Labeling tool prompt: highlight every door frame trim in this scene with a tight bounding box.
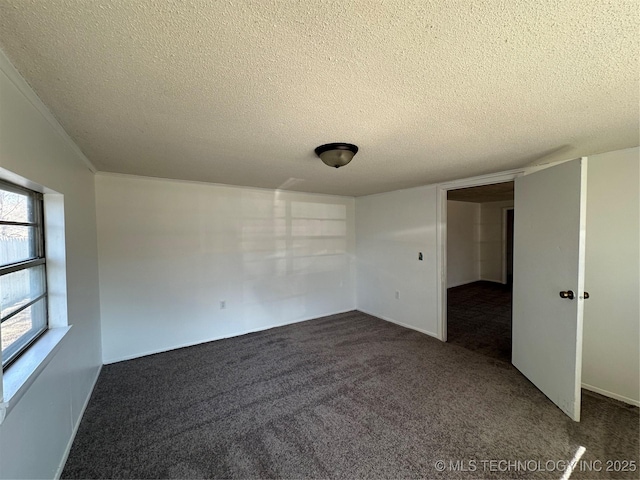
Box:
[502,207,515,284]
[436,170,524,341]
[435,159,579,342]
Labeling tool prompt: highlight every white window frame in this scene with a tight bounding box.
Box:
[0,171,70,425]
[0,179,48,369]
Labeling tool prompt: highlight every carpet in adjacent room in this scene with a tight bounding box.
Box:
[447,281,512,362]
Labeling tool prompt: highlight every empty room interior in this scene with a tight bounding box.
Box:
[0,2,638,479]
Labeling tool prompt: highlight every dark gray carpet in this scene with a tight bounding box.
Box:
[63,311,639,479]
[447,281,512,362]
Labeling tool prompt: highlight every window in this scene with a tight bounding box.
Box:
[0,180,47,369]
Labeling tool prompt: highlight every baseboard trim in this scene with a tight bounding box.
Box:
[582,383,639,407]
[55,363,102,479]
[447,279,481,289]
[103,309,357,364]
[357,309,441,341]
[449,279,506,289]
[479,278,507,285]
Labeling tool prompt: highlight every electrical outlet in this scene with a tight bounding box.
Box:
[220,300,226,309]
[395,291,400,300]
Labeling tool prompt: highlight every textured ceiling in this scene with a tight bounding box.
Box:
[0,0,638,197]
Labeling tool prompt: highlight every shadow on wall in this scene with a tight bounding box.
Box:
[241,195,350,319]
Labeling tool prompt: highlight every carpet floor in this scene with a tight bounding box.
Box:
[63,311,638,479]
[447,281,512,363]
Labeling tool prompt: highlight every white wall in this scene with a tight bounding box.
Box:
[356,148,639,406]
[479,200,514,283]
[446,200,480,288]
[356,186,439,337]
[97,174,356,363]
[582,147,639,405]
[0,52,102,478]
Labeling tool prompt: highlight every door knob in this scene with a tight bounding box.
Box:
[559,290,574,299]
[582,292,590,299]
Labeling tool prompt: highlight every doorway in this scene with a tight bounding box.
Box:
[503,208,514,286]
[445,182,514,362]
[436,159,589,420]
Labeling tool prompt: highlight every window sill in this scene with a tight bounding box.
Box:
[0,326,71,424]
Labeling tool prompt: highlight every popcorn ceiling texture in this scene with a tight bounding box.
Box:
[0,0,637,196]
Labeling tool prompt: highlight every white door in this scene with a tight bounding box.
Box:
[512,158,588,421]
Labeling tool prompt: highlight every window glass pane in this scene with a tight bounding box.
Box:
[0,265,46,319]
[0,189,33,223]
[0,225,37,266]
[1,298,47,367]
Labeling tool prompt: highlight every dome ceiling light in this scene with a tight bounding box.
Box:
[314,143,359,169]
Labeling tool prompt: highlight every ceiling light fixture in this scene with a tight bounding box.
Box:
[314,143,359,169]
